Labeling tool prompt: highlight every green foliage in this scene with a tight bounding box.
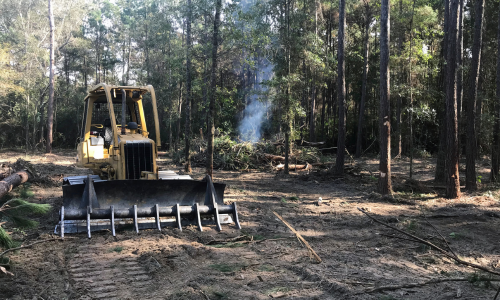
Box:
[0,226,17,249]
[0,193,50,249]
[109,246,124,253]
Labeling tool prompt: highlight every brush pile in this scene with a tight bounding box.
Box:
[174,134,331,171]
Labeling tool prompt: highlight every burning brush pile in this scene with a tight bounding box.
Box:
[175,134,330,171]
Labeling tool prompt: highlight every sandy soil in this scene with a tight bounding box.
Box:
[0,150,500,300]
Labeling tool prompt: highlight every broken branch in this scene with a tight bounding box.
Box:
[0,237,75,257]
[272,211,321,263]
[360,277,500,294]
[357,208,500,276]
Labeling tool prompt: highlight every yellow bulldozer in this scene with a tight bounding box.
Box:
[56,84,240,238]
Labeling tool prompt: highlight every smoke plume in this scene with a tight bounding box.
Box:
[238,61,273,143]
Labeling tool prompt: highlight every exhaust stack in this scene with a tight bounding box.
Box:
[121,89,126,135]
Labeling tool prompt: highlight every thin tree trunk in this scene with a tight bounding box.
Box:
[355,5,370,158]
[84,56,87,88]
[176,81,183,151]
[378,0,392,194]
[396,0,403,158]
[46,0,55,154]
[122,41,126,85]
[491,9,500,181]
[321,88,326,141]
[445,0,461,199]
[310,80,316,142]
[126,34,131,85]
[184,0,192,173]
[335,0,346,175]
[456,0,464,147]
[207,0,222,178]
[409,0,416,178]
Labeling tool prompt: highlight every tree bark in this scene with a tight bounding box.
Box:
[46,0,55,154]
[378,0,392,195]
[355,4,370,159]
[409,0,416,178]
[465,0,484,190]
[456,0,463,138]
[435,0,451,182]
[445,0,461,199]
[396,0,403,158]
[492,8,500,181]
[207,0,222,178]
[284,0,291,175]
[184,0,192,173]
[0,171,31,200]
[335,0,346,174]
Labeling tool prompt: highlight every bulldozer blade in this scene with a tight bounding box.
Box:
[58,175,241,237]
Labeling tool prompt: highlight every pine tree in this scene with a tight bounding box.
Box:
[0,187,50,249]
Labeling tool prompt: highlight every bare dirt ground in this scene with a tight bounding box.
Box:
[1,150,500,300]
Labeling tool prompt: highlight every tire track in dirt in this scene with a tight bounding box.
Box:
[68,243,155,299]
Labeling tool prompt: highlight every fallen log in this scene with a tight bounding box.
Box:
[295,140,326,147]
[0,171,31,200]
[275,163,312,171]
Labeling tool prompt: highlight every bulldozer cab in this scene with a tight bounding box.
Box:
[77,84,161,180]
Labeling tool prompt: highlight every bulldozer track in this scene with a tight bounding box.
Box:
[69,245,154,299]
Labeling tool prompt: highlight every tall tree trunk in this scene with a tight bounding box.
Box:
[355,5,370,158]
[475,71,483,158]
[176,81,183,151]
[435,0,451,182]
[126,34,131,85]
[184,0,192,173]
[456,0,464,147]
[284,0,291,175]
[207,0,222,178]
[465,0,484,190]
[46,0,55,154]
[409,0,416,178]
[395,0,403,158]
[378,0,392,194]
[445,0,461,199]
[491,9,500,181]
[84,56,88,88]
[335,0,346,174]
[122,41,126,85]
